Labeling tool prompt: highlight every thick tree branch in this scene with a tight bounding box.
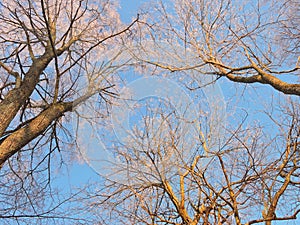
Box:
[0,51,54,137]
[0,101,73,167]
[204,58,300,96]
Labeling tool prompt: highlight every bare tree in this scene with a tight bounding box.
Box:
[133,0,299,96]
[94,92,300,225]
[1,0,299,224]
[0,0,138,223]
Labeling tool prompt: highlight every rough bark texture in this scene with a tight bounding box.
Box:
[0,51,53,137]
[0,102,73,166]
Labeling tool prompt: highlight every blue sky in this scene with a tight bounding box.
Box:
[1,1,298,225]
[119,0,145,23]
[62,1,300,224]
[67,0,147,176]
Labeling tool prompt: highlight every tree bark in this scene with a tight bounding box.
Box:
[0,51,54,137]
[0,101,73,167]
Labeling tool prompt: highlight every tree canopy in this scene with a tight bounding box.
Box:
[0,0,299,224]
